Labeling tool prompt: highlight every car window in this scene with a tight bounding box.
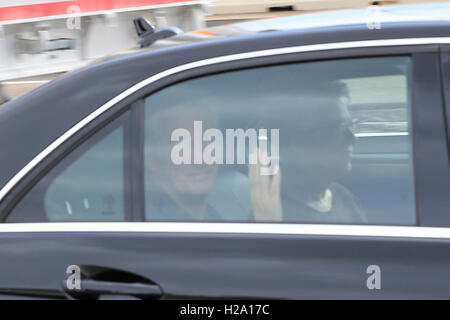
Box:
[143,56,415,225]
[6,112,131,222]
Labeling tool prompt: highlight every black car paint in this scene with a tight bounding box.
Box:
[0,16,449,299]
[439,48,450,158]
[1,232,450,299]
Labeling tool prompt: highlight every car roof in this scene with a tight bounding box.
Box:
[1,2,450,198]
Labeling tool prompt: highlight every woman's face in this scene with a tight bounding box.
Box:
[146,107,218,196]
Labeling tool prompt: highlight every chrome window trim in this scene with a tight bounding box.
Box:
[355,132,408,137]
[1,37,449,222]
[0,222,450,239]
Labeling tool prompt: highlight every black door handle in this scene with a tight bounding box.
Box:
[62,265,163,300]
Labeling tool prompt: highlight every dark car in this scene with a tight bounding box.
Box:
[0,2,449,299]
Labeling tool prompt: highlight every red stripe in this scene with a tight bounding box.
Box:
[0,0,191,22]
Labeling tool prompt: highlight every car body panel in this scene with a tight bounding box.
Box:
[0,3,449,299]
[0,229,450,299]
[439,48,450,158]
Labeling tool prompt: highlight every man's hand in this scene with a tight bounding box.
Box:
[249,151,283,221]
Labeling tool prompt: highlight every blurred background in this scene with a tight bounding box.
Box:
[0,0,447,101]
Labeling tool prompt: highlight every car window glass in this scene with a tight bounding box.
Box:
[6,112,130,222]
[143,56,415,225]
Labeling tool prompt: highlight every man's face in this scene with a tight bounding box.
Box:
[281,97,356,185]
[147,107,218,196]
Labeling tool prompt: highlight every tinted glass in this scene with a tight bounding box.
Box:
[143,57,415,225]
[6,112,130,222]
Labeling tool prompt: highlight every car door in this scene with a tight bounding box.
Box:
[0,40,449,299]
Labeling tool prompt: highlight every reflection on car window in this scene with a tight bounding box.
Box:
[144,57,415,225]
[6,113,129,222]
